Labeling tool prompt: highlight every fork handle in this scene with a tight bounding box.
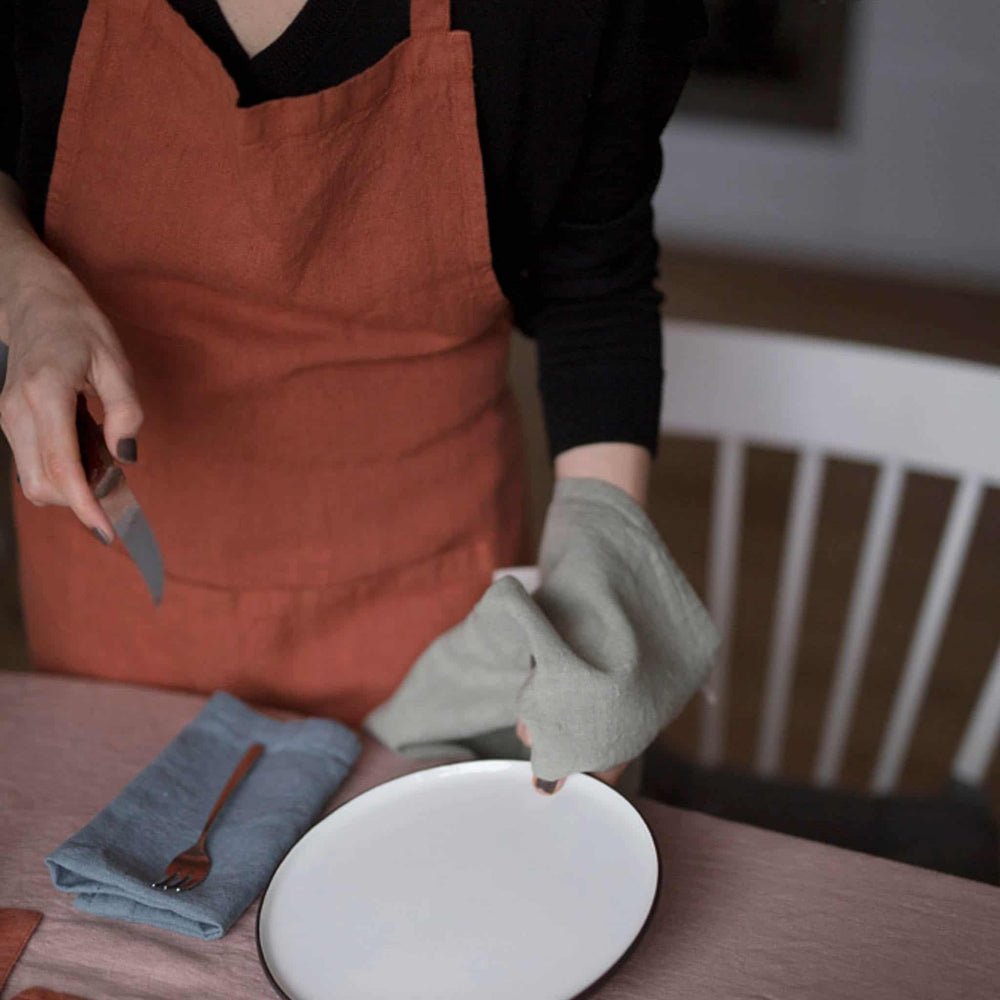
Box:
[195,743,265,850]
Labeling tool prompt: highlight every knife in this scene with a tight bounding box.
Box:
[75,395,164,605]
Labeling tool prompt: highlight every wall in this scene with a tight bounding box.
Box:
[654,0,1000,287]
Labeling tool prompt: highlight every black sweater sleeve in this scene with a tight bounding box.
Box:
[517,0,706,459]
[1,0,20,176]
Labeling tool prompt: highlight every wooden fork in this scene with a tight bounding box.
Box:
[151,742,264,892]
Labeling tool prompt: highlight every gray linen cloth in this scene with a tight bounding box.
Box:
[365,477,719,781]
[46,691,359,940]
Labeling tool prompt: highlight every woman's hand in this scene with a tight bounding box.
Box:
[0,174,143,541]
[523,440,651,794]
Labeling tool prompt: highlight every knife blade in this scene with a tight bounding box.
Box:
[76,395,164,605]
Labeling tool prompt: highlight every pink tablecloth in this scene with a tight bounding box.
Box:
[1,671,998,999]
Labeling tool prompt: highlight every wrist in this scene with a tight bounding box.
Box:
[0,239,78,343]
[0,175,66,337]
[1,235,65,295]
[553,442,651,507]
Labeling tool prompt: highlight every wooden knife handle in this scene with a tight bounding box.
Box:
[75,395,122,500]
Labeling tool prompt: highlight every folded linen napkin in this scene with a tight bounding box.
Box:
[365,478,719,782]
[46,692,360,940]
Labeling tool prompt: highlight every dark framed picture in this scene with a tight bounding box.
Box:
[677,0,857,133]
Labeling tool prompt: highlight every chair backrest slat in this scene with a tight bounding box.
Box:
[698,437,745,767]
[755,449,826,777]
[870,476,985,793]
[659,322,1000,481]
[813,461,906,787]
[953,643,1000,785]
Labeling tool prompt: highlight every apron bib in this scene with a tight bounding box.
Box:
[15,0,525,725]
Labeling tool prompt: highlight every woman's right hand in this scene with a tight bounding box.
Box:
[0,248,143,542]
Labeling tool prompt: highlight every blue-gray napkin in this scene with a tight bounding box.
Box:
[46,692,360,940]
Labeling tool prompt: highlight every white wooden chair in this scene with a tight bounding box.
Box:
[499,321,1000,796]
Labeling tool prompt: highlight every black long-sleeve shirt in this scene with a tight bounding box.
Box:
[0,0,706,457]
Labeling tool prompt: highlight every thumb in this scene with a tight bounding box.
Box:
[91,351,144,462]
[518,719,566,796]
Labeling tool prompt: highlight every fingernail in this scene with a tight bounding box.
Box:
[117,438,138,463]
[535,778,559,795]
[91,527,112,546]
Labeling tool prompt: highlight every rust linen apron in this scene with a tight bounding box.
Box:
[14,0,525,726]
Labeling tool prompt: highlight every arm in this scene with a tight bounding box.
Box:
[0,0,33,342]
[0,0,18,191]
[516,1,706,789]
[518,0,706,507]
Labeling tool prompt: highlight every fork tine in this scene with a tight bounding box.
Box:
[152,872,184,891]
[176,875,204,892]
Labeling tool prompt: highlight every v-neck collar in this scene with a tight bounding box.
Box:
[169,0,365,105]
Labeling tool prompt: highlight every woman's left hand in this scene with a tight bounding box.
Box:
[515,718,631,795]
[524,440,649,793]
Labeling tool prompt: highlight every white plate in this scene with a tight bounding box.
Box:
[257,760,659,1000]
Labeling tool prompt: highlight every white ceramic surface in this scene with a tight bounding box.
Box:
[258,760,659,1000]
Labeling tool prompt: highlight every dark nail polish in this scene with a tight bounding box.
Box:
[117,438,138,463]
[91,527,111,546]
[535,778,559,795]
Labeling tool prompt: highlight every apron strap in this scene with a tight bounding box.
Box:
[410,0,451,36]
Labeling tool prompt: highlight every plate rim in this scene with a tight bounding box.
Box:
[255,759,662,1000]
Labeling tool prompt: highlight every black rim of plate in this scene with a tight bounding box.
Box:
[255,761,663,1000]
